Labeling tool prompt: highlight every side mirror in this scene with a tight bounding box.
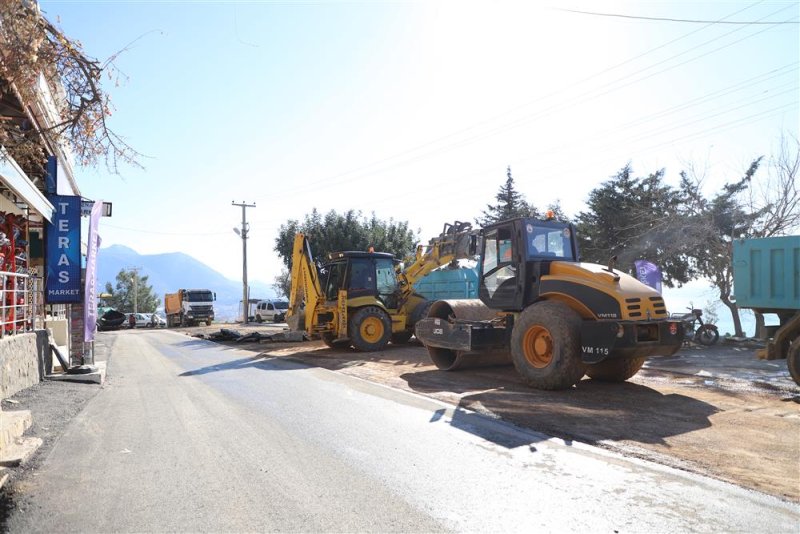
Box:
[213,292,217,301]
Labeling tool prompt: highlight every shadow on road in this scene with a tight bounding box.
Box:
[177,340,718,451]
[403,367,718,447]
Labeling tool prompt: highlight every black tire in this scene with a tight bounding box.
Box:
[787,339,800,386]
[409,300,434,327]
[256,315,263,323]
[510,301,586,390]
[321,332,351,350]
[349,306,392,352]
[390,331,413,345]
[586,357,646,382]
[206,319,212,326]
[695,325,719,346]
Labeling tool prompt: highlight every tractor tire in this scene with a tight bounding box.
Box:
[390,331,413,345]
[409,300,434,327]
[695,325,719,346]
[510,301,585,390]
[586,357,646,382]
[787,339,800,386]
[349,306,392,352]
[321,333,350,350]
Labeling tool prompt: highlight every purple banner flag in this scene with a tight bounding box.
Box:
[84,200,103,342]
[634,260,662,294]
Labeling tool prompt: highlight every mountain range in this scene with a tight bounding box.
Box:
[97,245,277,320]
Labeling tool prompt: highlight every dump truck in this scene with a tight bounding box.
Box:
[286,222,476,350]
[415,216,685,390]
[732,236,800,385]
[165,288,216,327]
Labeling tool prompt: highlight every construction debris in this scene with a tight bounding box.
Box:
[201,328,310,344]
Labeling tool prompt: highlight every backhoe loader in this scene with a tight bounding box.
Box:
[286,222,476,351]
[415,216,685,390]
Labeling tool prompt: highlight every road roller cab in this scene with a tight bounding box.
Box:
[415,216,685,390]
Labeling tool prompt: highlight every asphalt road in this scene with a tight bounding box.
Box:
[5,330,798,533]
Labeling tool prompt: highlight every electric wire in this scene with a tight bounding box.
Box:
[263,1,771,195]
[272,7,796,197]
[553,7,799,25]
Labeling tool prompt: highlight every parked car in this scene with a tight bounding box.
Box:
[255,299,289,323]
[148,312,167,328]
[126,313,154,328]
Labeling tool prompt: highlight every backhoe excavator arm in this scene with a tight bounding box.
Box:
[397,221,477,299]
[286,232,325,332]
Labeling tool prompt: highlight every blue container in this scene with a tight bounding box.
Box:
[732,236,800,312]
[413,268,479,300]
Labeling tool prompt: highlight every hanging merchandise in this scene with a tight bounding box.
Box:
[0,211,29,334]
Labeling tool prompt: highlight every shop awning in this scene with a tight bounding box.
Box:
[0,147,54,222]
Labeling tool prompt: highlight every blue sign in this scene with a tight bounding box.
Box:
[45,195,81,303]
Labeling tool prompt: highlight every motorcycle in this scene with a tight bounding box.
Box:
[678,307,719,346]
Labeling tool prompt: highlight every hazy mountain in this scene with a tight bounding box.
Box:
[97,245,277,320]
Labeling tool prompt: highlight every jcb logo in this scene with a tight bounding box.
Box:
[433,328,443,335]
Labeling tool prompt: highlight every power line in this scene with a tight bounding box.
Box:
[553,8,799,25]
[102,223,230,236]
[273,4,794,197]
[263,1,769,197]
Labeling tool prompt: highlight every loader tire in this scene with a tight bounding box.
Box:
[787,339,800,386]
[349,306,392,352]
[586,357,646,382]
[511,301,585,390]
[390,331,413,345]
[321,333,350,350]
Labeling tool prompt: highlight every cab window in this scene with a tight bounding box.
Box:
[375,258,398,297]
[324,262,345,301]
[481,227,516,299]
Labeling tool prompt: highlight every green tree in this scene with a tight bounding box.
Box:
[274,209,418,269]
[272,269,291,299]
[678,158,765,337]
[575,164,692,286]
[476,166,539,226]
[103,269,160,313]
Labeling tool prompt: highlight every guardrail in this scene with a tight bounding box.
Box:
[0,270,30,338]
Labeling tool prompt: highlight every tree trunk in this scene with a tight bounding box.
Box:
[754,312,766,339]
[720,295,744,337]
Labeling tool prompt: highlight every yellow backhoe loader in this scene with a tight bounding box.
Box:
[286,222,476,351]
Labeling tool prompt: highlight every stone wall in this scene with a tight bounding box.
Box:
[0,333,42,399]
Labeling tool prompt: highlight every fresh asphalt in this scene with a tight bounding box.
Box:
[6,330,798,533]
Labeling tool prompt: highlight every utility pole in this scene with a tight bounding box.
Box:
[232,201,255,324]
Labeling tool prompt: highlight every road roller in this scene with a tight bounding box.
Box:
[414,216,685,390]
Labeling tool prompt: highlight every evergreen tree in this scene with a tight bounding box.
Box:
[476,166,539,226]
[678,158,765,336]
[103,269,160,313]
[575,164,691,286]
[274,209,418,269]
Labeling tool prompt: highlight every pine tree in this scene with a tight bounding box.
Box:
[476,166,538,227]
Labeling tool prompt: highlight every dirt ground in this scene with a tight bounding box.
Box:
[180,322,800,502]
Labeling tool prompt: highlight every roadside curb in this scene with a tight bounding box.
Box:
[46,362,107,386]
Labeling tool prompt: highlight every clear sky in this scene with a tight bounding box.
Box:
[41,0,798,304]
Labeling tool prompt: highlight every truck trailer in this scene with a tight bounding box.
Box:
[732,236,800,385]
